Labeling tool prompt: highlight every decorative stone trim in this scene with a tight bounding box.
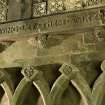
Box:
[48,0,65,14]
[0,0,8,23]
[32,1,47,17]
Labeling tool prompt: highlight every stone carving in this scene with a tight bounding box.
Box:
[0,5,104,41]
[1,1,105,105]
[64,0,84,10]
[94,27,105,42]
[63,0,102,11]
[48,0,65,14]
[22,65,43,82]
[23,66,34,78]
[0,0,8,22]
[32,0,47,17]
[59,63,73,76]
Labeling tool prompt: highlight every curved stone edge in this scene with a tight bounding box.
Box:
[22,66,50,105]
[0,70,14,104]
[48,63,93,105]
[11,78,34,105]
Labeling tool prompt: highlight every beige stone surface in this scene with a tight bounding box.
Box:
[0,94,9,105]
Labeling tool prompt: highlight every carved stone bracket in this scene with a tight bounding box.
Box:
[32,1,47,17]
[47,63,75,105]
[22,65,50,105]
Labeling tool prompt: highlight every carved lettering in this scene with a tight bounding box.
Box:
[0,6,104,40]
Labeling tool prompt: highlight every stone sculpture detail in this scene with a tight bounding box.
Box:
[32,1,47,17]
[0,0,105,105]
[32,0,102,17]
[0,0,8,22]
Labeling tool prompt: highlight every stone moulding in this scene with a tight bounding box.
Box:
[0,5,105,41]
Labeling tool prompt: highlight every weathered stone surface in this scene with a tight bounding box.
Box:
[7,0,32,21]
[1,0,105,105]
